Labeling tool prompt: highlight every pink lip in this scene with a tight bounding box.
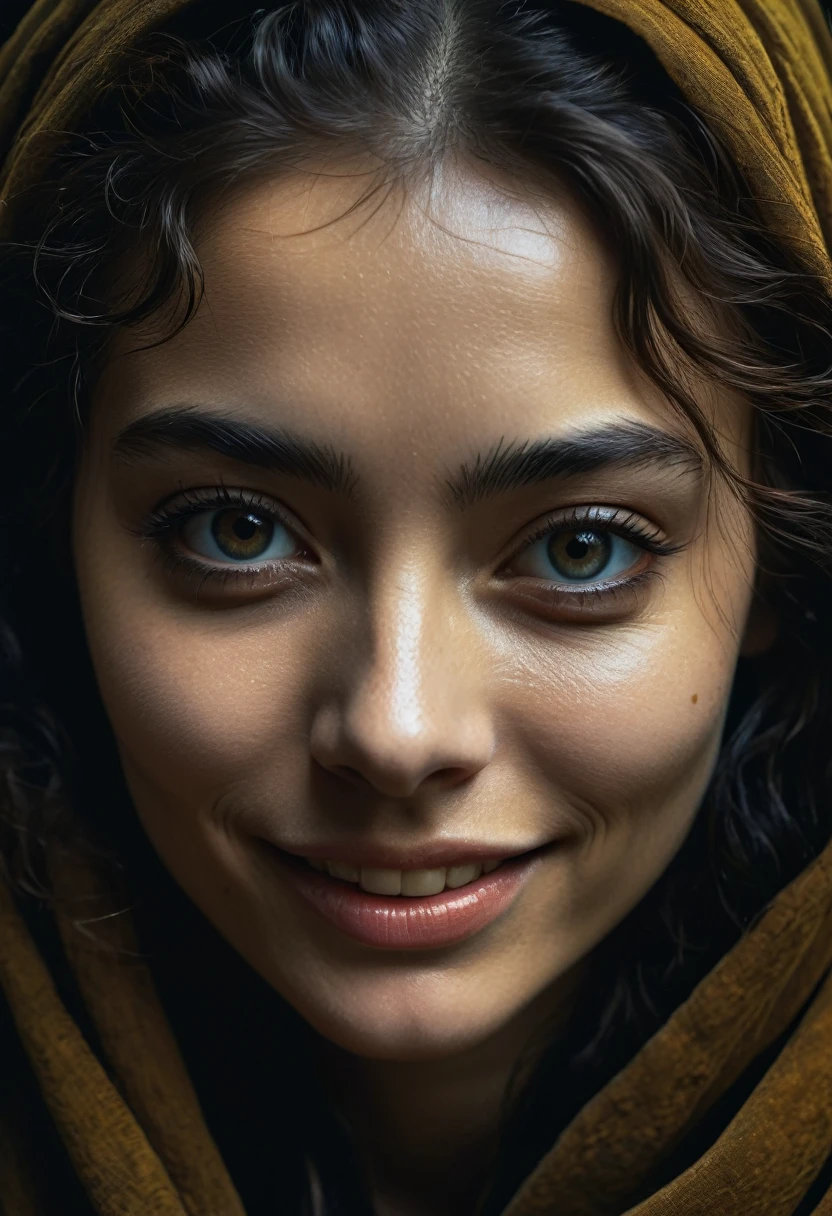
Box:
[263,844,553,950]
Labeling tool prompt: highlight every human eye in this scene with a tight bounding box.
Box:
[500,505,686,617]
[134,485,317,594]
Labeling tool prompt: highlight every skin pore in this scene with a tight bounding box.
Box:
[72,155,768,1216]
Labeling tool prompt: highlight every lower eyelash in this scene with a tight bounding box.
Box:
[134,486,306,589]
[503,509,683,612]
[150,545,296,596]
[509,567,666,621]
[553,566,662,604]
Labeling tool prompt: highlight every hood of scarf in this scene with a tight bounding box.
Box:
[2,2,832,1214]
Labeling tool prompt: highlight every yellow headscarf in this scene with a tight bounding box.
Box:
[2,3,832,1214]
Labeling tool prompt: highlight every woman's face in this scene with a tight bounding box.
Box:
[73,157,760,1061]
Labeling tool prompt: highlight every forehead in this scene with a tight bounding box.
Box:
[93,156,748,468]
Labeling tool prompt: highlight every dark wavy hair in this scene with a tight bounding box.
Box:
[3,1,832,1212]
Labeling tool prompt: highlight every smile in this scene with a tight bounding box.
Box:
[263,842,556,950]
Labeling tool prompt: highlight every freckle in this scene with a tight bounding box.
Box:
[691,694,698,704]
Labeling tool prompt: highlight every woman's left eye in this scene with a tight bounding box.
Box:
[179,507,299,564]
[511,526,645,584]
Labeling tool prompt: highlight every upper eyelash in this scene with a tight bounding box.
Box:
[135,484,294,541]
[514,505,686,561]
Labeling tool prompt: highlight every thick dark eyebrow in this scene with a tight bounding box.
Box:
[112,407,704,507]
[442,420,704,509]
[113,405,359,498]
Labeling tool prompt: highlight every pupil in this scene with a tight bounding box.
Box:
[565,536,591,560]
[211,509,273,559]
[233,515,259,540]
[548,529,610,580]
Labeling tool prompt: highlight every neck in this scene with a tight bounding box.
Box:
[313,965,587,1216]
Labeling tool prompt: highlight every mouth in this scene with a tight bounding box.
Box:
[262,841,556,950]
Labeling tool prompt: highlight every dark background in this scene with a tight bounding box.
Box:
[2,0,832,45]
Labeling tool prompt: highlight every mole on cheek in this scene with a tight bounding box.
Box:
[691,694,699,704]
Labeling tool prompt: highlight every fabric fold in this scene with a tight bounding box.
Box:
[0,0,96,170]
[575,0,832,284]
[500,832,832,1215]
[46,845,247,1216]
[625,964,832,1215]
[0,875,189,1216]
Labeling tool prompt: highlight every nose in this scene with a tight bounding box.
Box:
[308,567,495,799]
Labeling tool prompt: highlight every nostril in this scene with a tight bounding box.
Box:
[332,764,369,788]
[428,765,477,790]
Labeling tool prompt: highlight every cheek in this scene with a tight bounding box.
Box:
[499,615,740,833]
[71,507,316,813]
[81,601,313,806]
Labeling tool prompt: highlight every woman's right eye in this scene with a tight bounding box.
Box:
[178,507,301,565]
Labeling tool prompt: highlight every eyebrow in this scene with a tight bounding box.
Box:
[443,423,703,508]
[112,406,704,508]
[114,406,358,496]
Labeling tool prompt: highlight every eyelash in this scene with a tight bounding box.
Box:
[498,505,684,613]
[518,505,678,559]
[134,486,686,609]
[134,484,308,593]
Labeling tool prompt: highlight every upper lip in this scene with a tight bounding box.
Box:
[270,839,553,870]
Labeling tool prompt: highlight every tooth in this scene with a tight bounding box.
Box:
[325,860,357,880]
[444,863,482,889]
[307,858,326,871]
[482,859,502,874]
[360,867,402,896]
[400,868,446,896]
[327,860,360,882]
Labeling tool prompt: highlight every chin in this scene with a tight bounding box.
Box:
[305,1009,507,1063]
[278,968,530,1061]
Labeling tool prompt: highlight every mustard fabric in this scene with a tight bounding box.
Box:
[2,1,832,1213]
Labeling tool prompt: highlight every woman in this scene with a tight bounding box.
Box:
[2,0,832,1213]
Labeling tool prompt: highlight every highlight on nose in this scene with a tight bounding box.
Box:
[308,698,496,799]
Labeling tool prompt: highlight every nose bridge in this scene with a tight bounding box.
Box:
[310,557,494,797]
[373,564,442,744]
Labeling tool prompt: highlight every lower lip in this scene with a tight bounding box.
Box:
[263,845,553,950]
